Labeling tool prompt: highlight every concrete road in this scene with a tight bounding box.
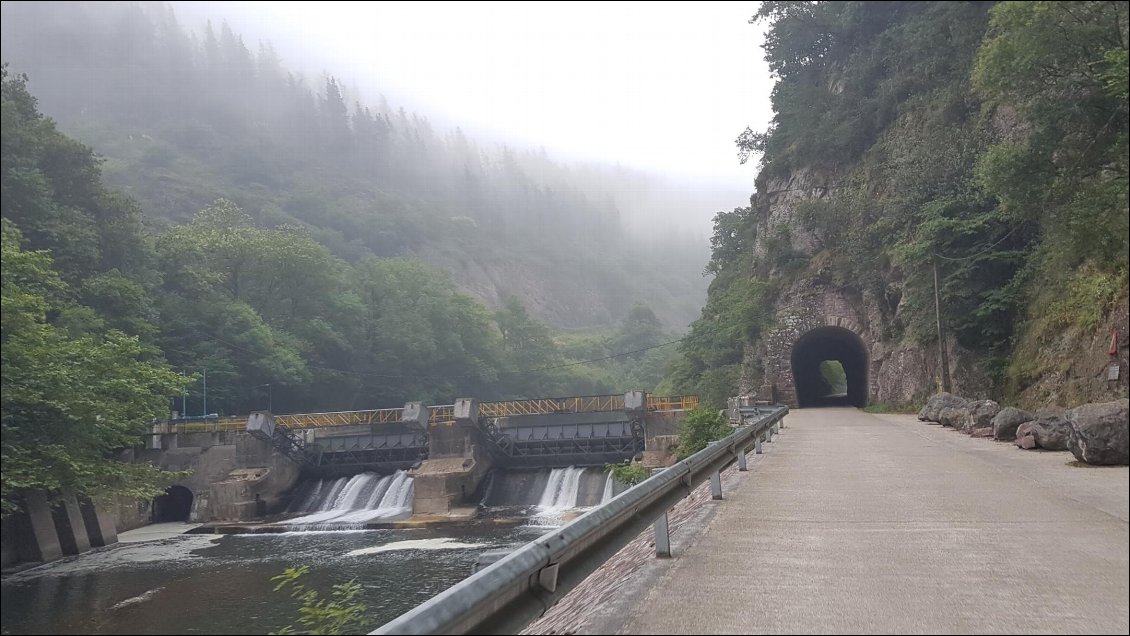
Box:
[620,408,1129,634]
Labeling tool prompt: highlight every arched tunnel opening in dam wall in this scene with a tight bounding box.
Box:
[153,485,194,522]
[790,326,870,408]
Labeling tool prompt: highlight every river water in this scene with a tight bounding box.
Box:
[0,525,538,634]
[1,466,616,634]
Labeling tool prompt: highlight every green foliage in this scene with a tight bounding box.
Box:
[675,406,733,460]
[605,462,651,487]
[861,402,921,414]
[1043,264,1128,334]
[818,360,847,395]
[662,242,773,407]
[1,224,185,514]
[670,1,1128,406]
[0,66,146,284]
[974,1,1129,269]
[0,2,708,331]
[271,566,371,636]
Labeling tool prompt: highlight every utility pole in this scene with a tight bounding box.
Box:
[202,368,208,416]
[256,383,272,412]
[182,369,187,418]
[933,256,952,393]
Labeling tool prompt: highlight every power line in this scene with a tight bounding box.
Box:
[934,222,1028,262]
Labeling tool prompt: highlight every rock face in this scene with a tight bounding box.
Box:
[962,400,1001,434]
[1014,413,1072,451]
[918,393,969,423]
[1066,399,1130,465]
[992,407,1035,441]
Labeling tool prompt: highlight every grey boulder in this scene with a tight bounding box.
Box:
[1066,399,1129,465]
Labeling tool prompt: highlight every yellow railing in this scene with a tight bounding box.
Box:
[480,394,624,417]
[479,393,699,417]
[428,405,455,426]
[274,408,403,428]
[154,416,246,433]
[646,395,699,412]
[155,394,701,433]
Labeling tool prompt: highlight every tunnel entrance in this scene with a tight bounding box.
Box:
[790,326,869,408]
[153,485,193,522]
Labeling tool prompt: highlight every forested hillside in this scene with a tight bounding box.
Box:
[662,1,1129,408]
[0,1,708,330]
[1,2,720,510]
[1,62,683,509]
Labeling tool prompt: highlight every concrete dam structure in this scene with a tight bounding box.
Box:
[144,391,693,524]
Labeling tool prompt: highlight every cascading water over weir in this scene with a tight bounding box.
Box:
[282,471,414,529]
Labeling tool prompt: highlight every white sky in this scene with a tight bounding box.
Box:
[177,1,775,232]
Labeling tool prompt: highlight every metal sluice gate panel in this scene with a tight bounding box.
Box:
[484,419,644,466]
[308,431,428,470]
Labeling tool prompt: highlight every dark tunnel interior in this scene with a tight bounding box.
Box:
[153,485,193,522]
[790,326,869,408]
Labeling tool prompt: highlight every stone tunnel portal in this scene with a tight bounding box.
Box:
[790,326,869,408]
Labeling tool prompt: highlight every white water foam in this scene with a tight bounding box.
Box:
[601,472,616,504]
[531,466,587,526]
[281,471,414,530]
[346,538,483,556]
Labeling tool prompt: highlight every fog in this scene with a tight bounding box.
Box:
[171,1,774,236]
[0,0,776,330]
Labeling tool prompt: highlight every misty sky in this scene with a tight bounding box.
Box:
[179,1,775,229]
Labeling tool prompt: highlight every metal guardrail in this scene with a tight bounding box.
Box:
[480,393,699,418]
[372,404,789,635]
[154,416,246,433]
[480,394,624,417]
[646,394,699,412]
[156,394,702,434]
[275,408,403,428]
[428,404,456,426]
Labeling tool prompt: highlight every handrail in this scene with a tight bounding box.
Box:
[480,393,699,418]
[371,404,789,635]
[155,394,702,433]
[275,408,403,428]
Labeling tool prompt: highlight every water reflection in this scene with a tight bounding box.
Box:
[1,527,533,634]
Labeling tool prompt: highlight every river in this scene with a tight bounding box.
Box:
[0,525,540,634]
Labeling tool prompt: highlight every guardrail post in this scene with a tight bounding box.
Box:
[755,435,763,454]
[710,470,723,500]
[772,421,780,436]
[735,447,748,471]
[767,427,774,443]
[654,511,671,558]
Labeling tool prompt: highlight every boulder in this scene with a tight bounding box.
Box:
[970,427,994,438]
[961,400,1001,433]
[992,407,1035,441]
[918,393,968,423]
[1066,399,1129,465]
[1014,413,1072,451]
[939,404,971,429]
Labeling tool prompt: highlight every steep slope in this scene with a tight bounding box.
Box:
[663,1,1128,408]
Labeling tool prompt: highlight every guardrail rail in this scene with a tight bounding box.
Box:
[372,403,788,635]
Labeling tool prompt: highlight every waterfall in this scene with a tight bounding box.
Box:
[532,466,587,526]
[281,471,414,529]
[601,472,615,504]
[477,471,497,507]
